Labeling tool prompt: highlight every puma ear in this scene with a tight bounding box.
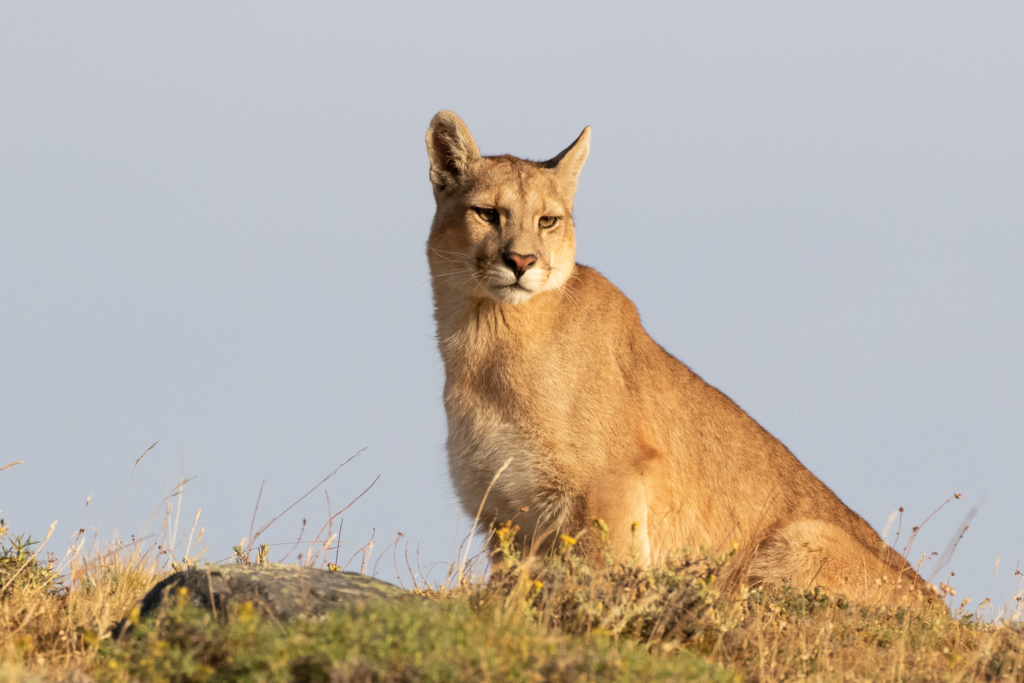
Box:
[545,126,591,182]
[426,111,481,192]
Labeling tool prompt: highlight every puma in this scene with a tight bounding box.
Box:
[425,110,933,606]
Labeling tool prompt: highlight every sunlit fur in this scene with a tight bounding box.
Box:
[425,111,935,607]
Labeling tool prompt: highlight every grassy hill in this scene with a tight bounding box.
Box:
[1,518,1022,682]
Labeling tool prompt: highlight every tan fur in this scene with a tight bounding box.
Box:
[425,110,933,606]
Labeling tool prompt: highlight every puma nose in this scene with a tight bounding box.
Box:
[503,252,538,279]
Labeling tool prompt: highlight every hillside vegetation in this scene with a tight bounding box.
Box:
[1,514,1022,682]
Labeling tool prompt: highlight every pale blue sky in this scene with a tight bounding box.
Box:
[1,3,1022,612]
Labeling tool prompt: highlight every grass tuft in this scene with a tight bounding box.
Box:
[102,591,727,682]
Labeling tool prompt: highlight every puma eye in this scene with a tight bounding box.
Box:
[473,207,499,224]
[539,216,559,229]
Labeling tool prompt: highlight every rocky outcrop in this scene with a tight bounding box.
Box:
[134,564,410,623]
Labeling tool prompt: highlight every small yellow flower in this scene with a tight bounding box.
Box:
[237,601,255,623]
[560,534,577,546]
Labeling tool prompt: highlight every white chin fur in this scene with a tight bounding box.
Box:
[482,266,546,305]
[489,284,536,305]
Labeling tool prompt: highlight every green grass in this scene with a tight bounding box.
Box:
[2,514,1022,682]
[100,589,729,683]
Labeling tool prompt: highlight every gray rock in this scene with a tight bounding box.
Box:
[135,563,411,622]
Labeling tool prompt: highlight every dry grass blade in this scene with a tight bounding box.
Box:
[244,480,265,560]
[117,442,158,535]
[306,474,381,567]
[930,504,980,583]
[246,451,364,551]
[458,456,513,585]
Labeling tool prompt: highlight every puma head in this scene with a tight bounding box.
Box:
[426,110,590,306]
